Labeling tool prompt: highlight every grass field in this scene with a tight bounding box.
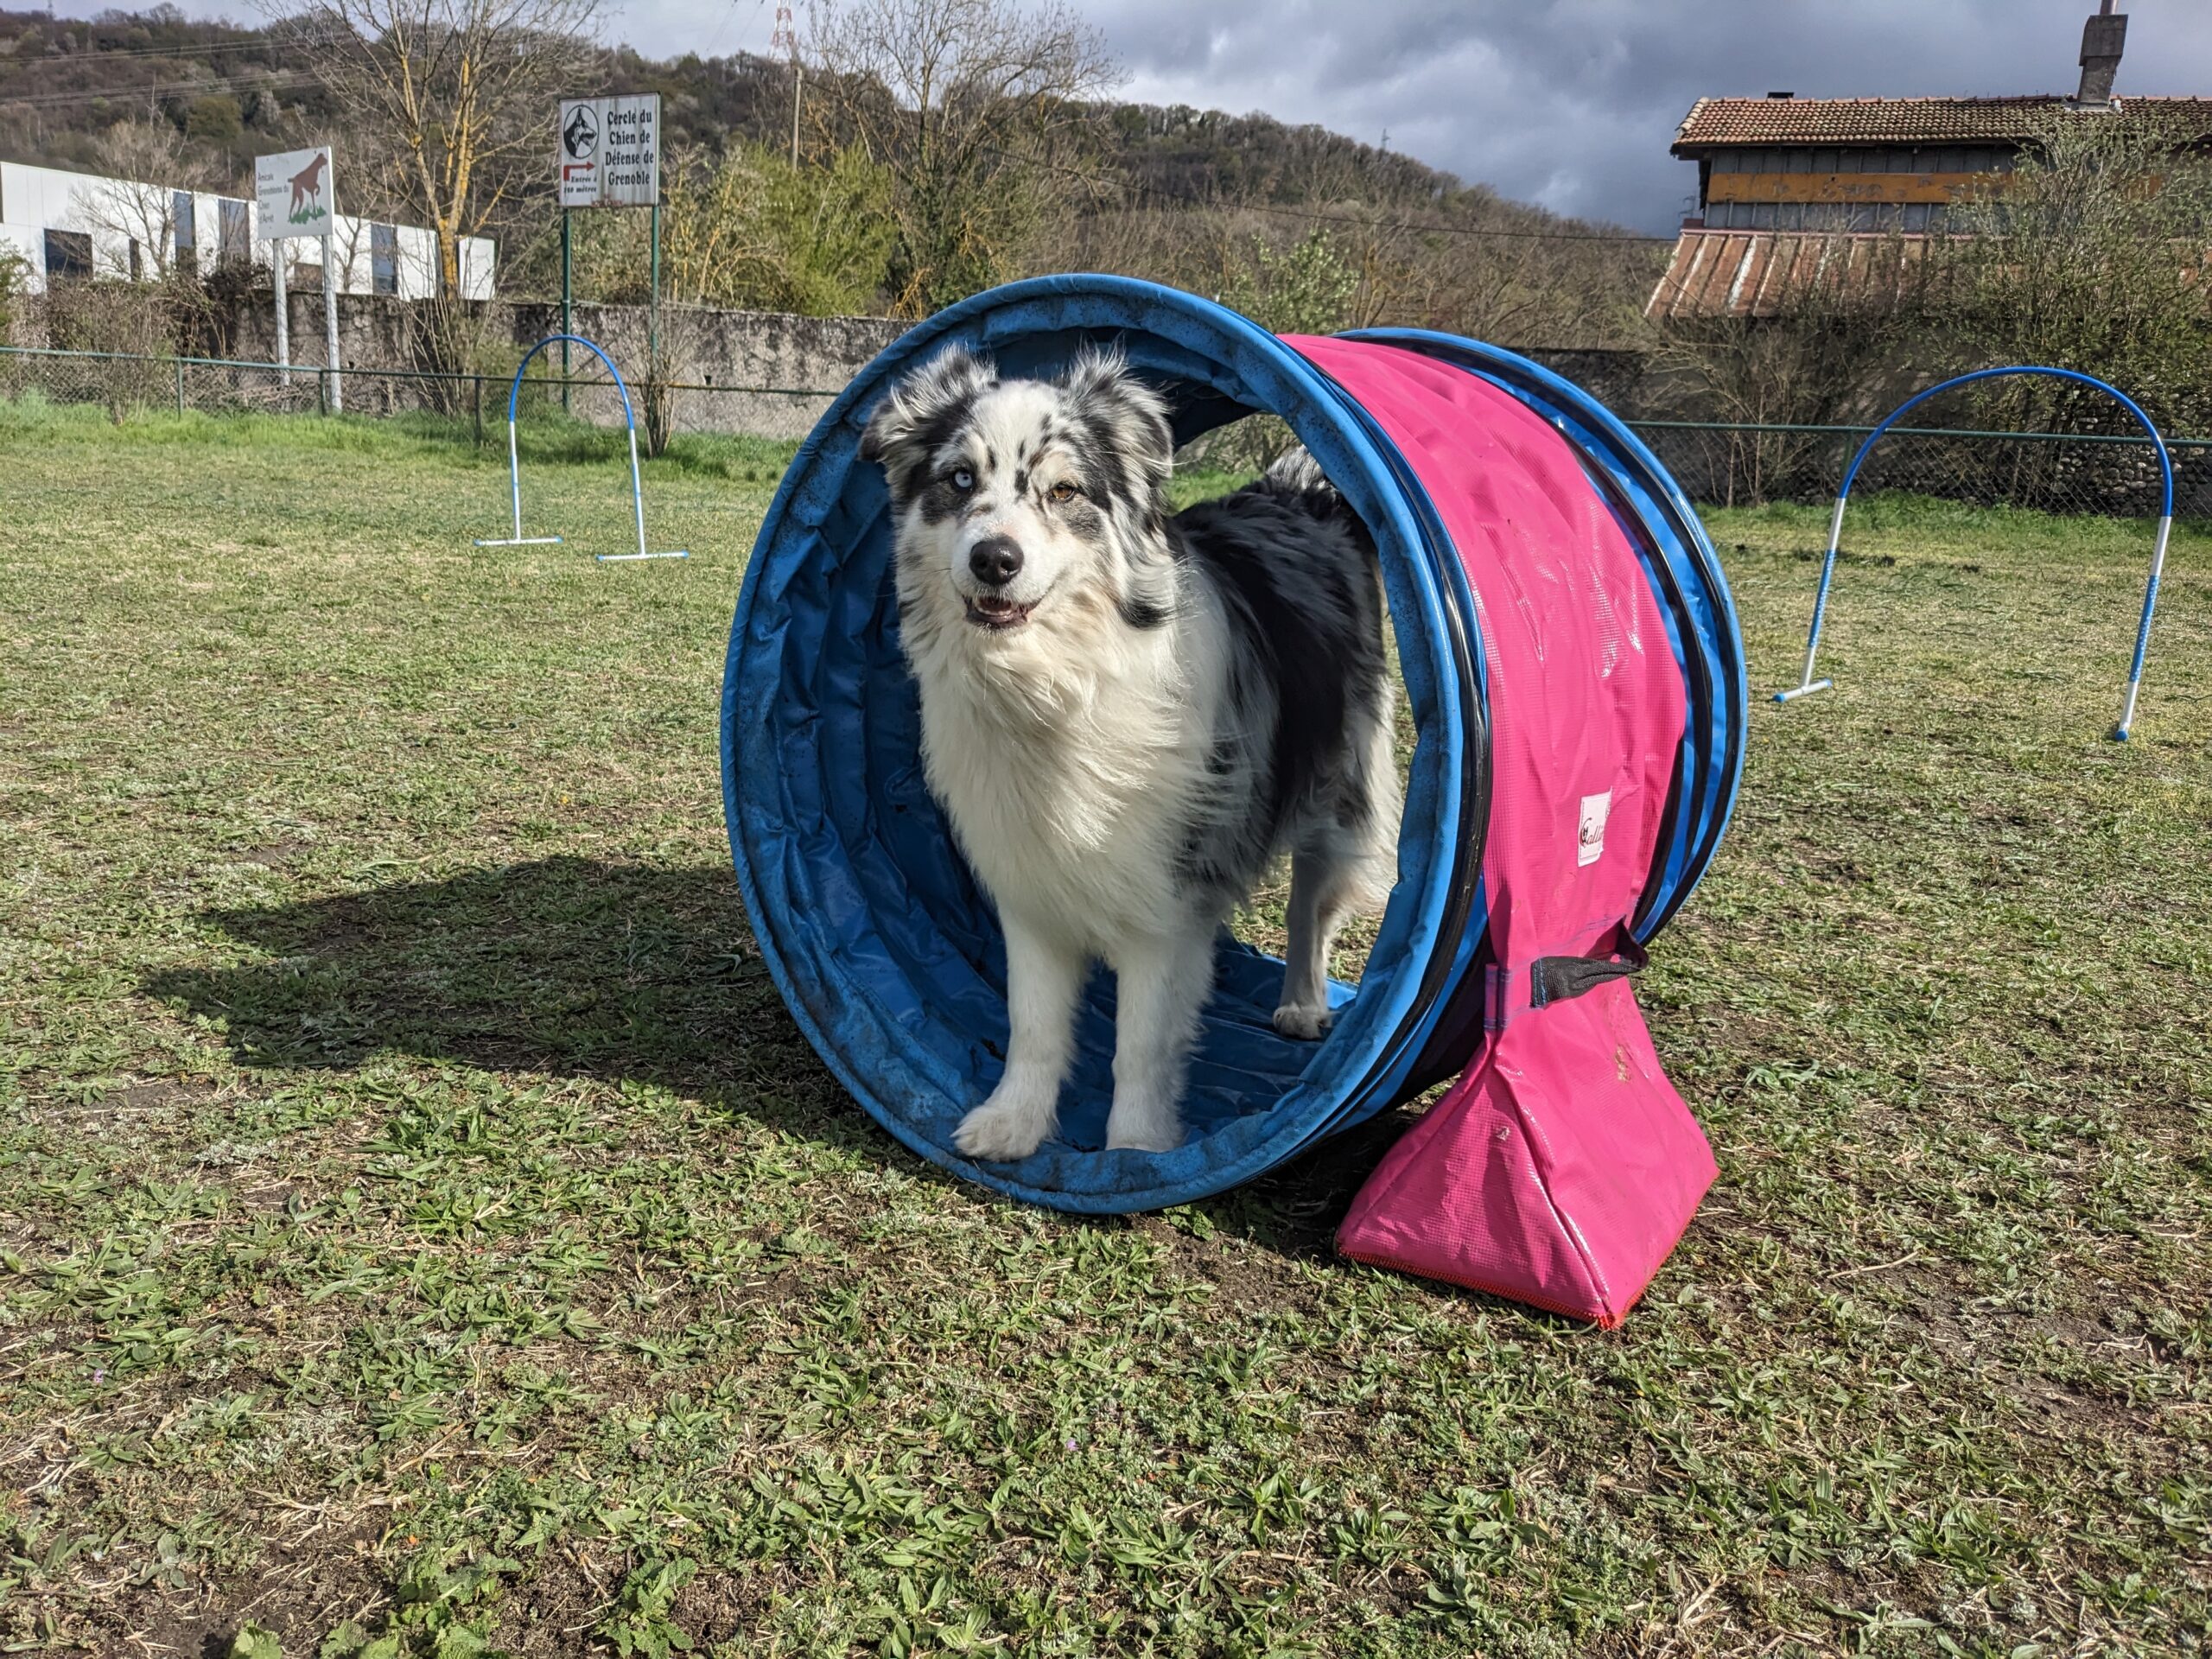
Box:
[2,403,2209,1658]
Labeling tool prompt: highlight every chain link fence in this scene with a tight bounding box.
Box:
[1627,421,2212,519]
[0,345,843,443]
[8,344,2209,520]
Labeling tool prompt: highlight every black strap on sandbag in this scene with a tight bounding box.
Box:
[1530,936,1648,1009]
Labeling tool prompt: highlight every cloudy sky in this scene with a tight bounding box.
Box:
[54,0,2212,230]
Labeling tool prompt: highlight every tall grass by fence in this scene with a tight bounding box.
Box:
[8,343,2210,516]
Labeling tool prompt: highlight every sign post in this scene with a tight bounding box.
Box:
[256,146,338,411]
[555,95,662,417]
[560,210,573,410]
[323,226,341,413]
[271,245,289,379]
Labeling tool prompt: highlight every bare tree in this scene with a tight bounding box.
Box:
[82,118,222,282]
[273,0,600,300]
[810,0,1119,314]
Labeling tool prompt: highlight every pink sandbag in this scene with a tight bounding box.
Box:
[1287,338,1716,1325]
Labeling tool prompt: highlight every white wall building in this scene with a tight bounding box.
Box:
[0,160,494,301]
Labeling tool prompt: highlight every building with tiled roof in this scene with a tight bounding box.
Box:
[1648,4,2208,320]
[1672,93,2212,151]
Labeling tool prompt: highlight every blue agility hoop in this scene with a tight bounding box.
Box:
[1775,365,2174,741]
[472,332,689,563]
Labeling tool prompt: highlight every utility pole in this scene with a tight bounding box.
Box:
[772,4,802,166]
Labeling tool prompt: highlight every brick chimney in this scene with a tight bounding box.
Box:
[2077,2,2126,105]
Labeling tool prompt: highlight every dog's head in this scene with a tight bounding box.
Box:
[861,346,1178,648]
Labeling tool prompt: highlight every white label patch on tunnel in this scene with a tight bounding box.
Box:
[1578,791,1612,868]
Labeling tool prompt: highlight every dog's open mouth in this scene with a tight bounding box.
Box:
[964,594,1035,631]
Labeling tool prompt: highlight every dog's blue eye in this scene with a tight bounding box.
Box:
[951,467,975,492]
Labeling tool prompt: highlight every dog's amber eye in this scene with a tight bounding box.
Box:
[951,467,975,492]
[1048,481,1079,504]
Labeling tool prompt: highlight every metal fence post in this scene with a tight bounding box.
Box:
[474,373,484,446]
[174,357,185,418]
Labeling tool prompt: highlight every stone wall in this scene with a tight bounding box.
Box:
[509,302,906,441]
[207,291,908,439]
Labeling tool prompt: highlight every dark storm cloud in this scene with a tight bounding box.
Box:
[1081,0,2212,230]
[55,0,2212,229]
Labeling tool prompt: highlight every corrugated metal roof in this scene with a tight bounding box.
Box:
[1644,230,1936,321]
[1673,94,2212,151]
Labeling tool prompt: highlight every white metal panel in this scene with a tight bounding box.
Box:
[321,214,376,294]
[458,235,496,301]
[395,225,436,300]
[0,162,96,231]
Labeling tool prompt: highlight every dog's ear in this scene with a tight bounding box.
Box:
[861,346,995,499]
[1058,349,1173,499]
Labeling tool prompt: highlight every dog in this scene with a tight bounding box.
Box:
[861,346,1402,1160]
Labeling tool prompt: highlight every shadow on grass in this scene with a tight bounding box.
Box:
[144,855,1406,1262]
[143,857,870,1146]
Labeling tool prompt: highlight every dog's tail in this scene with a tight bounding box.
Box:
[1259,446,1375,557]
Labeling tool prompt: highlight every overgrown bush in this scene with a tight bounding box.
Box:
[1185,228,1360,474]
[0,249,29,344]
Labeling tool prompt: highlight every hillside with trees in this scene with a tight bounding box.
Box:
[0,3,1662,348]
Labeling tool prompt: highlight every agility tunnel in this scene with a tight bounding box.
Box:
[722,276,1746,1323]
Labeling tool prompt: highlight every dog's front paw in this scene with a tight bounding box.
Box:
[954,1091,1054,1161]
[1272,1001,1333,1040]
[1104,1096,1183,1154]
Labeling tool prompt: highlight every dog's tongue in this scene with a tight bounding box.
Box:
[974,594,1016,617]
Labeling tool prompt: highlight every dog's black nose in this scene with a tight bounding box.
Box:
[969,536,1023,587]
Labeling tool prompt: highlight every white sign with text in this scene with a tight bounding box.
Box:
[556,94,662,208]
[255,146,334,238]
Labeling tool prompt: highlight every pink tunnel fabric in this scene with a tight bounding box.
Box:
[1288,337,1716,1325]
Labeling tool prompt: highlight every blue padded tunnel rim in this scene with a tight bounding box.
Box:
[722,276,1478,1212]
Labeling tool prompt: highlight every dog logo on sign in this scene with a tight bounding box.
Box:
[563,104,599,161]
[288,152,328,224]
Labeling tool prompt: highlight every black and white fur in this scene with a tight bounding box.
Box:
[862,346,1402,1159]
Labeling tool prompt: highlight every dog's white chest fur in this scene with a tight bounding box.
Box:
[911,617,1219,957]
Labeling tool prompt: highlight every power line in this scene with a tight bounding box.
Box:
[0,31,332,67]
[1168,191,1674,246]
[0,71,324,112]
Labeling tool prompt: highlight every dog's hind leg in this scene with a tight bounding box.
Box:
[1276,709,1402,1040]
[1274,849,1365,1039]
[955,911,1083,1162]
[1105,926,1215,1152]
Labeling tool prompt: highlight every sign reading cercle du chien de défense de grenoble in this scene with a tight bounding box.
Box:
[255,146,334,238]
[557,94,664,208]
